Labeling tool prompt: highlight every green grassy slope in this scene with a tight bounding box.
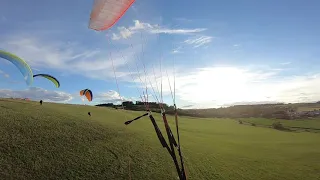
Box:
[242,117,320,133]
[1,99,320,180]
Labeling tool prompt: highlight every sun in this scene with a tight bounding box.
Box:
[175,67,274,107]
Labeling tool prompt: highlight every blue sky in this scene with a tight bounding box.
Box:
[1,0,320,108]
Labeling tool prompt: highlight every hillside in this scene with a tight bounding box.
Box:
[98,101,320,120]
[1,99,320,180]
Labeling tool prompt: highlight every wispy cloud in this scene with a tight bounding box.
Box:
[131,5,138,13]
[183,35,213,48]
[170,35,213,54]
[150,28,206,35]
[112,20,206,40]
[280,62,291,65]
[174,18,193,23]
[32,68,41,72]
[172,46,183,54]
[0,87,73,102]
[0,34,138,81]
[0,70,10,78]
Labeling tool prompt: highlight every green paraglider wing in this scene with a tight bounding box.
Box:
[33,74,60,88]
[0,50,33,86]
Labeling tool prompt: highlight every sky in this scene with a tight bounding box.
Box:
[0,0,320,108]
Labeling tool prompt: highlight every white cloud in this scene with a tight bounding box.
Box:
[163,66,320,108]
[172,49,180,54]
[0,87,73,102]
[111,20,206,40]
[184,35,213,48]
[94,90,133,104]
[131,5,138,13]
[172,46,182,54]
[280,62,291,65]
[171,35,213,53]
[150,28,206,35]
[0,70,10,78]
[174,18,193,23]
[32,68,41,72]
[129,65,320,108]
[0,35,137,81]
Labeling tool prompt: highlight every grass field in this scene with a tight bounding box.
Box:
[1,99,320,180]
[242,117,320,133]
[296,105,320,112]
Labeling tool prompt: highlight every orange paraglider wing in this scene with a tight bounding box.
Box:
[84,89,93,101]
[89,0,135,31]
[80,89,85,96]
[80,89,93,101]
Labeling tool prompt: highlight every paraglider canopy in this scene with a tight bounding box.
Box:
[33,74,60,88]
[80,89,93,102]
[0,50,33,86]
[89,0,135,31]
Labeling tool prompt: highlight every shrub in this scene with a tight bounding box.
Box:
[251,123,256,126]
[238,120,243,124]
[272,121,286,130]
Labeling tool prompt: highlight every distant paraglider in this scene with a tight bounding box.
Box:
[0,50,33,86]
[80,89,93,102]
[88,0,135,31]
[33,74,60,88]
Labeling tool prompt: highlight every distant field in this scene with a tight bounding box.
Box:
[298,106,320,112]
[241,117,320,133]
[294,104,320,112]
[1,99,320,180]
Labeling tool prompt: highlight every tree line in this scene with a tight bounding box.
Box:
[96,101,307,119]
